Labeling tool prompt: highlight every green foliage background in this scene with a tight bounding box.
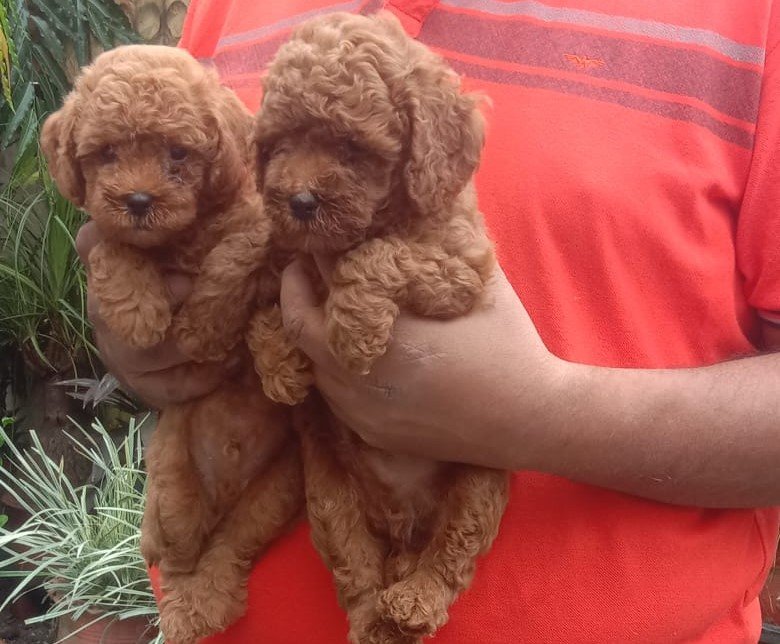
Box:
[0,0,137,383]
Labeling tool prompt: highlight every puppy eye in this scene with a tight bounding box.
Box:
[269,141,291,157]
[99,145,117,163]
[338,139,361,159]
[169,146,189,162]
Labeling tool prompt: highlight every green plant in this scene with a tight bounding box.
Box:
[0,1,13,106]
[1,0,137,360]
[0,185,97,481]
[1,0,137,180]
[0,417,10,529]
[0,188,93,374]
[0,415,161,641]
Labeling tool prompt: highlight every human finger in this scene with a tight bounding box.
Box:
[280,258,334,365]
[75,222,101,267]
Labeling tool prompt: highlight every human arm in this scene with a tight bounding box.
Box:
[280,258,780,509]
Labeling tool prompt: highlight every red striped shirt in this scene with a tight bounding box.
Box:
[172,1,780,641]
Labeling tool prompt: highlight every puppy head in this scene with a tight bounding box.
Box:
[41,45,252,248]
[253,11,484,253]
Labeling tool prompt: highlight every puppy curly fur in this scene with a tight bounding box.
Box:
[41,45,303,642]
[254,13,510,643]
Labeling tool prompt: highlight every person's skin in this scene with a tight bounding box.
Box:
[76,221,780,508]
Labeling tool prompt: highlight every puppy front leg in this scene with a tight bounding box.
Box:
[378,467,509,639]
[326,237,408,375]
[326,238,487,374]
[247,305,313,405]
[159,439,304,643]
[88,241,171,349]
[402,241,489,319]
[295,401,387,644]
[173,220,269,362]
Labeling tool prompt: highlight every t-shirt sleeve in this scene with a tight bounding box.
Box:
[737,7,780,323]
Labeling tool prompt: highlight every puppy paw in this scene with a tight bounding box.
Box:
[139,529,161,567]
[326,317,389,375]
[139,502,162,567]
[261,369,311,405]
[325,285,399,375]
[172,310,236,363]
[347,598,407,644]
[359,619,421,644]
[88,242,172,349]
[407,257,483,319]
[160,572,247,643]
[247,306,314,404]
[99,295,171,349]
[378,576,449,637]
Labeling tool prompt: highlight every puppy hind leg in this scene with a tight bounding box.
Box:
[378,467,509,638]
[294,401,387,643]
[151,407,216,577]
[160,440,304,642]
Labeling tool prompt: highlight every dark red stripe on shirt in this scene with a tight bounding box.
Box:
[447,57,754,148]
[211,0,384,78]
[419,7,762,124]
[212,33,287,78]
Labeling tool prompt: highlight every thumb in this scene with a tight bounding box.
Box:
[280,257,332,364]
[312,252,337,287]
[75,222,101,269]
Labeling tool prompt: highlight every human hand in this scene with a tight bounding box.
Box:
[279,257,568,469]
[76,222,239,408]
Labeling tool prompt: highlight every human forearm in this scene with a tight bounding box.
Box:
[520,349,780,507]
[280,260,780,508]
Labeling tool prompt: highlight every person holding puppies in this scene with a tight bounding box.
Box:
[76,0,780,642]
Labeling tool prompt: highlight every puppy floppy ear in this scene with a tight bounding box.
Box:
[205,86,254,205]
[401,64,485,215]
[252,115,272,194]
[40,95,86,206]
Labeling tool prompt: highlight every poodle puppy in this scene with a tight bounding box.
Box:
[41,45,303,642]
[252,12,510,643]
[42,45,264,361]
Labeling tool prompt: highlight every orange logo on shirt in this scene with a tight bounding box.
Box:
[564,53,606,69]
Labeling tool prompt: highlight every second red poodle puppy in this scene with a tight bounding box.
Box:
[252,12,510,644]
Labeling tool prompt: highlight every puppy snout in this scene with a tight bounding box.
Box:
[288,191,318,221]
[125,192,154,216]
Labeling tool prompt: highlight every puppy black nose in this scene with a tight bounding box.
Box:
[125,192,153,216]
[288,191,318,221]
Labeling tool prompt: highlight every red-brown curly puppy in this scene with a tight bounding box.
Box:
[42,45,264,360]
[41,45,303,643]
[252,12,510,644]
